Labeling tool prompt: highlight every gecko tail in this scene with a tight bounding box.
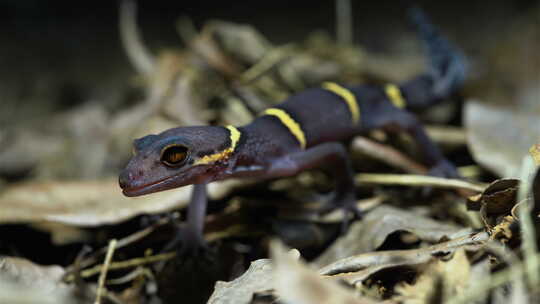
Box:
[401,6,468,109]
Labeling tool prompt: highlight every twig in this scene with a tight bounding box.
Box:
[517,149,539,287]
[176,15,199,45]
[351,136,428,174]
[425,125,467,146]
[336,0,353,45]
[64,215,175,281]
[119,0,155,76]
[457,165,483,179]
[319,231,489,276]
[239,44,296,85]
[82,252,176,279]
[106,267,154,285]
[356,173,486,192]
[94,239,117,304]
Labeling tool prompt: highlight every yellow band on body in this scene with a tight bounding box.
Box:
[322,82,360,125]
[263,108,306,149]
[384,84,406,109]
[225,125,241,151]
[194,125,242,165]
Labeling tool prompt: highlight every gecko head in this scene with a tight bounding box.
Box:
[119,125,241,197]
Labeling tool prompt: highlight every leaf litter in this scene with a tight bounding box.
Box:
[0,2,539,304]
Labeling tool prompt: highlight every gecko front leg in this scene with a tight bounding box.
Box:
[163,183,209,255]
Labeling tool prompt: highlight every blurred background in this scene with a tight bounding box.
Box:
[0,1,539,303]
[0,0,537,123]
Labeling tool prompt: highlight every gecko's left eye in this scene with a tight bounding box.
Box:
[160,145,189,167]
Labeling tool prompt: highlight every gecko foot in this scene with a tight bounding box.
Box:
[427,159,460,179]
[317,192,363,232]
[161,224,211,258]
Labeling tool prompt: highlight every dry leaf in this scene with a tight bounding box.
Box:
[313,205,463,268]
[465,99,540,178]
[467,179,519,212]
[395,249,471,303]
[0,256,93,304]
[318,231,487,281]
[207,259,273,304]
[0,178,247,226]
[271,240,374,304]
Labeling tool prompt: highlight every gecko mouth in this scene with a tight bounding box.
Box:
[121,175,180,197]
[120,164,213,197]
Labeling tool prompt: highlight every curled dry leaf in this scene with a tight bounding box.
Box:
[0,256,94,304]
[467,179,519,212]
[0,178,247,226]
[466,178,522,235]
[313,205,463,268]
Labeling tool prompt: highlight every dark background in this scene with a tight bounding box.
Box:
[0,0,537,119]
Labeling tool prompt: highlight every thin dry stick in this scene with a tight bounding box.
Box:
[425,125,467,146]
[94,239,118,304]
[517,150,539,287]
[352,136,428,174]
[176,15,198,45]
[356,173,486,192]
[65,215,174,278]
[336,0,353,44]
[239,44,295,84]
[82,252,176,279]
[119,0,154,75]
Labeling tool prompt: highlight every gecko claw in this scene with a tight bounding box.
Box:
[317,192,362,233]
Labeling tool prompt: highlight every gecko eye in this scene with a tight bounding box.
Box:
[160,145,188,167]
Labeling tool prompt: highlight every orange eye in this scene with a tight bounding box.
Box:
[160,145,188,167]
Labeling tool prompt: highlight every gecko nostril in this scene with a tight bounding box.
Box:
[119,171,129,188]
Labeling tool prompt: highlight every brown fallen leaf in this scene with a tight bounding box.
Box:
[466,178,519,212]
[0,178,247,226]
[318,231,488,282]
[207,259,273,304]
[313,205,463,268]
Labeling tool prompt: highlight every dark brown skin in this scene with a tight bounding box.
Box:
[119,7,467,251]
[120,126,234,196]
